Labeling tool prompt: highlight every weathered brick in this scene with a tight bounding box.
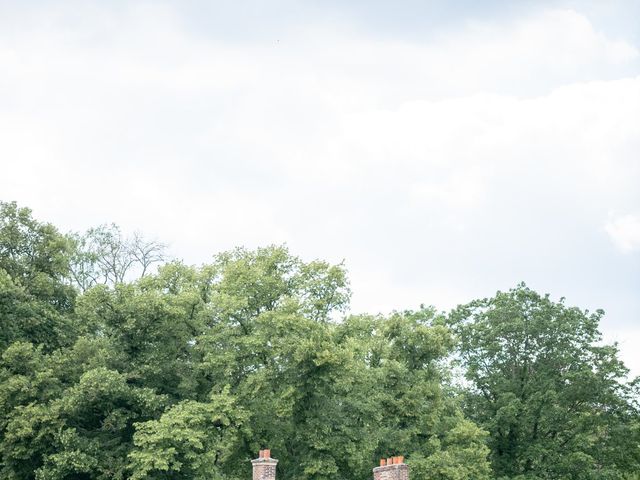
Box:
[373,458,408,480]
[252,449,278,480]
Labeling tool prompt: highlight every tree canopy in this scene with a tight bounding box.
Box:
[0,202,638,480]
[450,284,640,479]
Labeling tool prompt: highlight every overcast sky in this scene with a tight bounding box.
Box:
[1,0,639,375]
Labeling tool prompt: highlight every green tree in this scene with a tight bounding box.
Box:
[0,202,76,351]
[129,389,247,479]
[68,224,166,291]
[450,284,640,479]
[75,278,203,400]
[0,204,503,480]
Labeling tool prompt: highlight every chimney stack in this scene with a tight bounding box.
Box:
[252,449,278,480]
[373,456,408,480]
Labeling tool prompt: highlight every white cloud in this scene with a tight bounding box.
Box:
[0,4,639,376]
[606,214,640,253]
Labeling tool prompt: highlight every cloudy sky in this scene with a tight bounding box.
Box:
[1,1,639,374]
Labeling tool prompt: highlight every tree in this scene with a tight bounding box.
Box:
[0,202,76,351]
[68,224,166,291]
[341,310,491,480]
[128,389,247,479]
[74,269,205,400]
[450,284,640,479]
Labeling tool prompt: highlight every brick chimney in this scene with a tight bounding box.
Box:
[373,456,408,480]
[252,449,278,480]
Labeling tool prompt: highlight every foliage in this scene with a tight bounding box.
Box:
[129,389,247,480]
[68,224,166,291]
[0,202,76,351]
[449,284,640,479]
[1,203,638,480]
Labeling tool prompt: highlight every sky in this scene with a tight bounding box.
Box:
[1,1,639,375]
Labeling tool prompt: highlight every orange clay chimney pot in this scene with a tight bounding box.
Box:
[373,453,409,480]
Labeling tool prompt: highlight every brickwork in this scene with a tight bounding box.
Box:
[250,448,408,480]
[252,449,278,480]
[373,456,408,480]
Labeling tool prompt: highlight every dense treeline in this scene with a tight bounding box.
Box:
[0,201,638,480]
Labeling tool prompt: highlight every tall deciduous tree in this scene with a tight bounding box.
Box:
[68,224,166,291]
[0,202,76,351]
[450,284,640,479]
